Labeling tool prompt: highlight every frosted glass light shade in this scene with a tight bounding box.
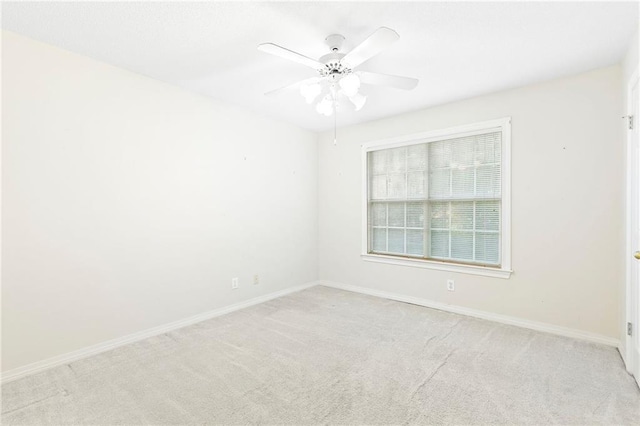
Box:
[316,95,334,116]
[339,74,360,97]
[300,82,322,104]
[349,93,367,111]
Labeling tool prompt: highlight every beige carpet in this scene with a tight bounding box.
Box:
[2,285,639,425]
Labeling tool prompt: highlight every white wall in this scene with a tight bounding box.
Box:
[318,65,624,340]
[1,31,318,372]
[623,29,639,84]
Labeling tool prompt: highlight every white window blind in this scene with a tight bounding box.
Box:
[367,131,502,267]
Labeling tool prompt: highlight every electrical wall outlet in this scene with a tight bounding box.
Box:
[253,275,259,285]
[232,277,239,289]
[447,279,455,291]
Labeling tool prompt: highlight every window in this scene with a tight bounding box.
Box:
[362,118,511,278]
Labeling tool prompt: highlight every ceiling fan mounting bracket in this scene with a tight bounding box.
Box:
[325,34,345,52]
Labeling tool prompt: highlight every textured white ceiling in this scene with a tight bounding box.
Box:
[2,1,638,132]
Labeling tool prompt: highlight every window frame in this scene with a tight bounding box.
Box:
[361,117,512,279]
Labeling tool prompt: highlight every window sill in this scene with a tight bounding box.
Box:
[361,253,512,279]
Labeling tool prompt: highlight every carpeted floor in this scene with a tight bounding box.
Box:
[2,285,639,425]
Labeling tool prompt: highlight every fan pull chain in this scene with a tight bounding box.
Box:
[333,99,337,145]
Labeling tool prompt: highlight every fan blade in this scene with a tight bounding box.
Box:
[341,27,399,69]
[265,77,321,97]
[357,71,418,90]
[258,43,323,70]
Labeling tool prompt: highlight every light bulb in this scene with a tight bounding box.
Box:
[339,74,360,97]
[300,82,321,104]
[348,93,367,111]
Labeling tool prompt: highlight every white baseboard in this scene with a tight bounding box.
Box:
[319,280,620,347]
[619,344,628,369]
[1,281,318,384]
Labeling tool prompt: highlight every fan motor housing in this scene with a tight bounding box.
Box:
[319,60,351,79]
[320,34,350,77]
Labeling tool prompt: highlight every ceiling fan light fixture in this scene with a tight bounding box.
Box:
[339,74,360,97]
[300,82,322,104]
[316,95,334,116]
[348,93,367,111]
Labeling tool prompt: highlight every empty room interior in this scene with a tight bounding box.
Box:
[2,1,640,424]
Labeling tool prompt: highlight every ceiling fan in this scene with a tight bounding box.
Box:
[258,27,418,117]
